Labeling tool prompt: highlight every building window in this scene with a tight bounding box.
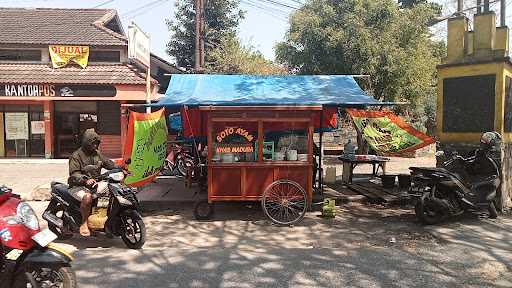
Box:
[0,49,41,61]
[89,50,121,62]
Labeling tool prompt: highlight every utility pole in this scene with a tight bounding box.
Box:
[199,0,205,70]
[194,0,200,71]
[501,0,506,26]
[194,0,205,72]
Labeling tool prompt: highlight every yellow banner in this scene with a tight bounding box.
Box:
[49,45,89,68]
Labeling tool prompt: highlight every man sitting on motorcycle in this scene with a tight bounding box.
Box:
[466,132,501,179]
[68,129,117,236]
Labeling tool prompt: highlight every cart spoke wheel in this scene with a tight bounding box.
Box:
[262,180,307,225]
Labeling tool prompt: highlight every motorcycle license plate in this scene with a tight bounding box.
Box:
[5,248,23,260]
[32,228,57,247]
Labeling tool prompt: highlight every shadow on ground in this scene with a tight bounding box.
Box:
[51,201,512,288]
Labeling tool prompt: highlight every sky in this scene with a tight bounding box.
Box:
[1,0,510,65]
[0,0,293,62]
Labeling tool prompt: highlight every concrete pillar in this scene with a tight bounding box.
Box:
[120,102,129,157]
[446,16,468,63]
[474,12,496,52]
[495,26,509,55]
[43,100,54,159]
[0,113,4,157]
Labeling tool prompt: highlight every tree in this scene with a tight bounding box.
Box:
[398,0,426,9]
[276,0,445,131]
[206,36,287,75]
[166,0,244,70]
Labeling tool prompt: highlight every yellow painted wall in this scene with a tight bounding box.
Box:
[465,32,474,55]
[436,62,504,143]
[501,63,512,143]
[0,113,4,157]
[496,27,509,52]
[474,13,496,51]
[446,17,467,62]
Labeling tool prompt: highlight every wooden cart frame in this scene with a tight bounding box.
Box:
[192,105,326,225]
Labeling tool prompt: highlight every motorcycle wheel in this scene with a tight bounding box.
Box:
[120,211,146,249]
[13,266,76,288]
[160,159,174,176]
[488,200,498,219]
[193,200,214,220]
[415,194,444,225]
[47,205,73,240]
[176,155,194,177]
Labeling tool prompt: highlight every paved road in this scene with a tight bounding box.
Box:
[29,201,511,288]
[3,160,510,287]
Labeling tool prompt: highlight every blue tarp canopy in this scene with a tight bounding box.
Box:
[156,74,383,106]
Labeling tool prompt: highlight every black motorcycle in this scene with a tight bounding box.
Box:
[409,145,500,225]
[43,167,146,249]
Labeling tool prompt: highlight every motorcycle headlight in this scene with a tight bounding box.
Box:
[5,202,40,231]
[109,172,125,182]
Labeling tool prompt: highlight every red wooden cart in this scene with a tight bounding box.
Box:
[183,105,333,225]
[148,74,384,225]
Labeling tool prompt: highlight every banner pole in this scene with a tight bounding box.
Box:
[145,69,151,114]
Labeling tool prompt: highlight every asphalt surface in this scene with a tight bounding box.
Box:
[27,201,512,288]
[2,160,510,288]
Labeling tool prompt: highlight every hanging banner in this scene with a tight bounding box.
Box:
[123,109,168,187]
[49,45,89,68]
[347,109,435,155]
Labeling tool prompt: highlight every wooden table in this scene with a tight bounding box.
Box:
[338,155,390,183]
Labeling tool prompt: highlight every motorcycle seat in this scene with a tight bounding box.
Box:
[50,182,80,204]
[470,175,500,190]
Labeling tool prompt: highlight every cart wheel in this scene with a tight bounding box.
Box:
[262,180,308,225]
[194,200,214,220]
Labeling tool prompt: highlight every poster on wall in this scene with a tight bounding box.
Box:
[31,121,45,134]
[5,113,29,140]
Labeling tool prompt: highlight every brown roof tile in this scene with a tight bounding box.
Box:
[0,8,127,46]
[0,63,146,85]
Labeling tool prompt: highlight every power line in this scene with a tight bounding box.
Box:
[121,0,168,18]
[246,0,292,15]
[258,0,299,10]
[240,0,289,21]
[92,0,115,8]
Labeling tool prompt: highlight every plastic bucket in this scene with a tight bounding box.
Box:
[398,174,412,189]
[381,175,396,188]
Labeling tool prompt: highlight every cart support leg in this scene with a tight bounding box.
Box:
[319,108,324,196]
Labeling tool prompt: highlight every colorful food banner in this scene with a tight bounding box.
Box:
[49,45,89,68]
[123,109,168,187]
[347,109,435,155]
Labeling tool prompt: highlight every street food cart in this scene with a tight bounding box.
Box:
[150,74,385,225]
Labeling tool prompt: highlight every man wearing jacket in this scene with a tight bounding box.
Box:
[68,129,116,236]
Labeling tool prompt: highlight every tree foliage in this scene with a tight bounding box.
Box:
[166,0,285,75]
[166,0,244,69]
[207,36,287,74]
[276,0,445,131]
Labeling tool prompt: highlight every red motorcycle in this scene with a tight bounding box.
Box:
[161,142,195,177]
[0,185,76,288]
